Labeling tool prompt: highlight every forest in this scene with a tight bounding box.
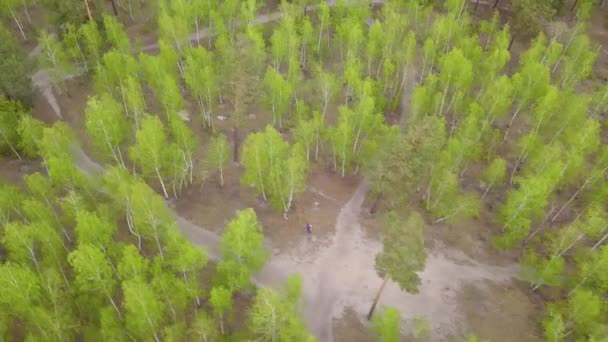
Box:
[1,0,608,341]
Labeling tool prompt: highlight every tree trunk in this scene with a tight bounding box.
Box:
[493,0,500,8]
[84,0,93,21]
[508,36,515,51]
[155,168,169,198]
[551,179,588,222]
[22,0,32,24]
[369,192,383,214]
[592,230,608,250]
[474,0,480,11]
[570,0,579,11]
[367,276,389,320]
[110,0,119,15]
[232,126,239,163]
[11,11,26,40]
[219,166,224,187]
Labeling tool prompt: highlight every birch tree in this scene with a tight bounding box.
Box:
[0,97,26,159]
[209,286,232,335]
[313,64,338,118]
[217,208,268,292]
[183,46,217,129]
[261,68,292,128]
[122,278,165,342]
[85,94,129,167]
[206,133,230,187]
[129,116,171,198]
[103,14,130,53]
[248,275,313,341]
[68,244,122,319]
[38,30,73,91]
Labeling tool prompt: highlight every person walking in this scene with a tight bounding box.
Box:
[305,223,313,234]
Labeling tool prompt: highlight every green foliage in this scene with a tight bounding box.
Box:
[568,289,605,335]
[0,24,33,105]
[412,316,431,341]
[0,96,27,158]
[79,20,104,70]
[510,0,555,41]
[68,244,119,311]
[17,116,44,158]
[262,67,293,127]
[248,275,314,342]
[365,116,444,209]
[85,94,129,166]
[38,30,73,90]
[481,157,506,197]
[210,286,233,334]
[206,133,230,187]
[122,278,165,341]
[183,46,218,128]
[103,14,131,53]
[129,116,171,198]
[372,307,400,342]
[241,125,309,212]
[217,209,268,292]
[376,211,426,292]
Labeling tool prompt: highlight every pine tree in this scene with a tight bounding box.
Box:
[368,211,426,319]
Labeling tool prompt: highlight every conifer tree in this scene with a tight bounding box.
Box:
[369,211,426,319]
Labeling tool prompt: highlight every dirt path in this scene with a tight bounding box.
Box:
[260,182,519,341]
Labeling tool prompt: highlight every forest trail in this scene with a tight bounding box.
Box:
[260,182,520,341]
[32,70,62,119]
